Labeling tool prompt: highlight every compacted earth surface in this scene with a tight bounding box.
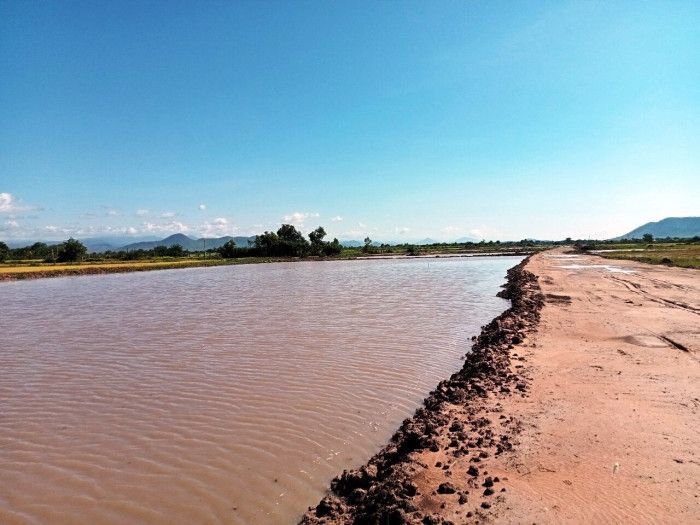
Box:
[302,249,699,524]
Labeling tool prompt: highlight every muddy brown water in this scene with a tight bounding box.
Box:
[0,256,521,524]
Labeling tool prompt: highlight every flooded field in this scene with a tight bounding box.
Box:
[0,256,520,524]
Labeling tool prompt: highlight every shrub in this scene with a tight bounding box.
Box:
[56,238,87,262]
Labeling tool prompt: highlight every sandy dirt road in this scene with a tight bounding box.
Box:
[492,249,699,524]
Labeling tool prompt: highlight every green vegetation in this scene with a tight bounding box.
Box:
[1,228,590,281]
[55,238,88,262]
[218,224,342,258]
[344,238,552,258]
[575,237,700,269]
[0,224,345,280]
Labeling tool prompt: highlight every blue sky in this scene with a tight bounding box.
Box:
[1,0,698,242]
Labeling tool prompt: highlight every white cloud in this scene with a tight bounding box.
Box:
[199,217,239,237]
[160,211,177,218]
[437,225,503,241]
[281,211,319,226]
[143,220,191,234]
[395,227,411,235]
[0,193,35,214]
[0,219,182,240]
[135,209,150,217]
[441,226,464,235]
[331,216,343,222]
[465,227,503,240]
[198,204,206,210]
[106,209,119,216]
[342,223,373,238]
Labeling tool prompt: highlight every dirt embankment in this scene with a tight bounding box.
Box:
[302,249,699,524]
[301,257,545,524]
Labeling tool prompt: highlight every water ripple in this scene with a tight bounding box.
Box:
[0,256,521,524]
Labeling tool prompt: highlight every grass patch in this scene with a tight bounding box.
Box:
[0,256,299,280]
[591,242,700,269]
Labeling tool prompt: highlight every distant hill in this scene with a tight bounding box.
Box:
[5,239,62,249]
[5,236,159,252]
[455,236,481,243]
[416,238,439,245]
[615,217,700,240]
[80,236,161,253]
[340,240,364,247]
[121,234,255,251]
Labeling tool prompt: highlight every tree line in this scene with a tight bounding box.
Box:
[0,238,87,263]
[218,224,342,258]
[0,224,343,263]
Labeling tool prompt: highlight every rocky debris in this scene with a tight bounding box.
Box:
[301,258,544,524]
[437,482,457,494]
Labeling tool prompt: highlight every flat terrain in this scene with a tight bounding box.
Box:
[492,250,699,523]
[592,242,700,269]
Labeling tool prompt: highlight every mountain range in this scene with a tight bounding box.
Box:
[615,217,700,240]
[121,233,256,251]
[5,218,698,252]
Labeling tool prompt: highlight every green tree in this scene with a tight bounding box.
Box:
[362,237,373,253]
[308,226,326,245]
[308,226,327,255]
[0,241,8,262]
[218,239,237,258]
[56,238,87,262]
[276,224,309,256]
[167,244,185,257]
[254,231,279,255]
[153,245,184,257]
[322,237,342,256]
[642,233,654,243]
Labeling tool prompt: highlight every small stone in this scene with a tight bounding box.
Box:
[437,482,457,494]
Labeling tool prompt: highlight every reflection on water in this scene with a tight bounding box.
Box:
[0,256,520,524]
